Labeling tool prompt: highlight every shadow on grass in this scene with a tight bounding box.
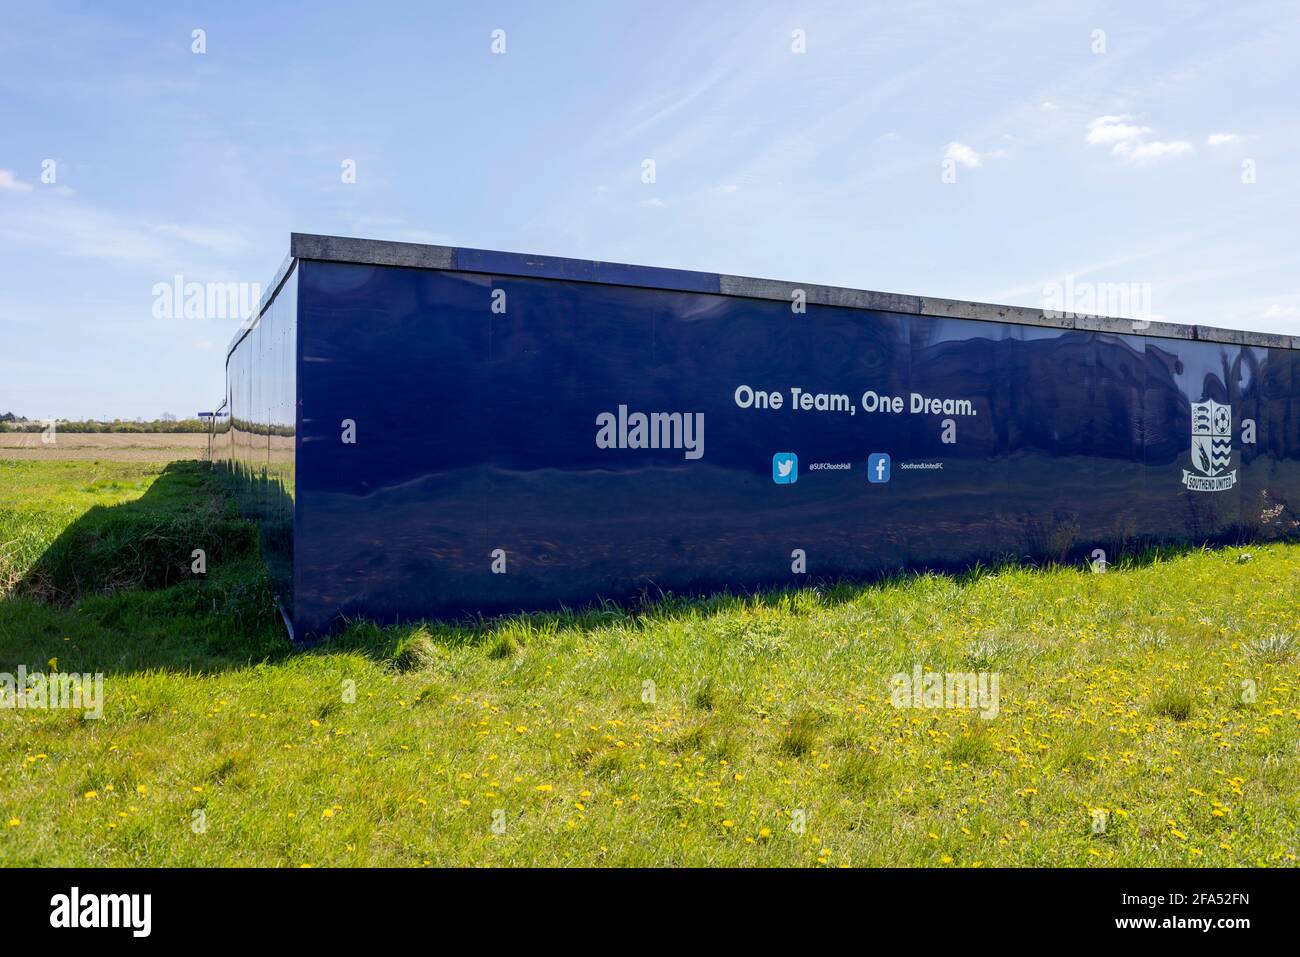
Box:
[0,461,290,675]
[17,461,257,603]
[0,457,1287,677]
[318,532,1272,665]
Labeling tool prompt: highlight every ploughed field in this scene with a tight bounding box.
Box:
[0,458,1296,866]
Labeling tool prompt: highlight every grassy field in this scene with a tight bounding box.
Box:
[0,458,1297,867]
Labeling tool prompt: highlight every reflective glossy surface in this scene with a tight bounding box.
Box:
[214,266,297,609]
[285,259,1300,637]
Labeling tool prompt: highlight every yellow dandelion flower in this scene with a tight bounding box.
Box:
[536,784,553,793]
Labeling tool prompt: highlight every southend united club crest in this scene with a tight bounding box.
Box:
[1182,399,1237,492]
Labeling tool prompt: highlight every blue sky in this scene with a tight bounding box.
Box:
[2,0,1298,419]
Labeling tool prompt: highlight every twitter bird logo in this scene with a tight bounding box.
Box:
[772,452,798,484]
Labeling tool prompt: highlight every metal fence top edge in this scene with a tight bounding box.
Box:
[224,253,297,361]
[285,232,1299,352]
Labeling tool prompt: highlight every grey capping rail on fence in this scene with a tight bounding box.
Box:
[289,233,1299,351]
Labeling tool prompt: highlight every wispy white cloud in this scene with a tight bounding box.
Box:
[0,169,34,192]
[941,141,1008,169]
[152,223,249,255]
[0,191,249,276]
[942,141,982,168]
[1087,114,1193,164]
[1206,132,1240,146]
[1086,114,1151,146]
[1112,139,1195,163]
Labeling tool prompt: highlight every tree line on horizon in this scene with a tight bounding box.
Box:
[0,412,210,433]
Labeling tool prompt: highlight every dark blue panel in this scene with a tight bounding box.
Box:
[1086,331,1145,557]
[903,315,1002,565]
[279,259,1300,638]
[1252,346,1300,542]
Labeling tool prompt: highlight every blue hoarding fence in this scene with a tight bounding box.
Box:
[215,235,1300,639]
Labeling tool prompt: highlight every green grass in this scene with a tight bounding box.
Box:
[1,458,1297,866]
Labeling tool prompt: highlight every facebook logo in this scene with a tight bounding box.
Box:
[867,453,890,483]
[772,452,798,484]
